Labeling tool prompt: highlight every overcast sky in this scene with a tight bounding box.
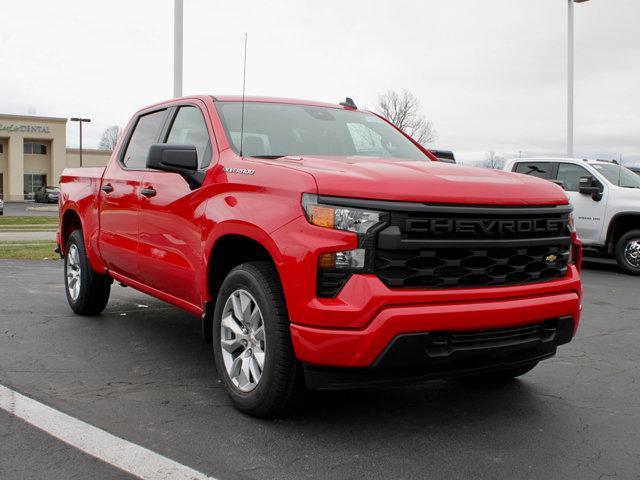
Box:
[1,0,639,165]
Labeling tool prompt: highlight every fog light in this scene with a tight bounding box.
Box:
[318,249,366,270]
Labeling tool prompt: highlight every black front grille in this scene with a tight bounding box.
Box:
[374,204,572,289]
[375,244,570,288]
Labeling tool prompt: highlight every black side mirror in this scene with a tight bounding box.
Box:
[146,144,204,189]
[578,176,603,201]
[550,179,566,190]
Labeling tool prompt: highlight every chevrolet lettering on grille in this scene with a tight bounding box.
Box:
[406,218,566,235]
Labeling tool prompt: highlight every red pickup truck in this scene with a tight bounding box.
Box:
[58,95,582,416]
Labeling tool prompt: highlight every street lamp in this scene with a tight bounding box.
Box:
[567,0,590,158]
[70,117,91,167]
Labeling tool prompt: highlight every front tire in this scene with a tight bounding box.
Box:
[615,230,640,275]
[64,229,111,315]
[212,261,303,417]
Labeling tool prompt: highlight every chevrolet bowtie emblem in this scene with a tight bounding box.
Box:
[544,254,558,264]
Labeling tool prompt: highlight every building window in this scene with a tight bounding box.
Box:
[24,142,48,155]
[0,143,4,154]
[23,174,47,200]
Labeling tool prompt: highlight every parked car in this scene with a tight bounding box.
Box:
[34,186,60,203]
[504,157,640,274]
[58,96,582,416]
[429,149,456,163]
[0,197,3,216]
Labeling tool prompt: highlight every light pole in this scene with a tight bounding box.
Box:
[70,118,91,167]
[567,0,590,158]
[174,0,183,98]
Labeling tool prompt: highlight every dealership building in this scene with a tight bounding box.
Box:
[0,113,112,201]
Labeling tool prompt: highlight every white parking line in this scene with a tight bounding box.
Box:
[0,384,218,480]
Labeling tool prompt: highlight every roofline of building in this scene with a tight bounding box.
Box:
[0,113,67,123]
[65,148,112,155]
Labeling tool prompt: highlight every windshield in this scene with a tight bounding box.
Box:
[46,187,60,193]
[215,102,429,161]
[592,164,640,188]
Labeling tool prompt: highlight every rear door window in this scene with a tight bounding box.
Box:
[514,162,556,179]
[122,109,167,170]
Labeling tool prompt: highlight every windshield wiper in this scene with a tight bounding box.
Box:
[249,155,285,159]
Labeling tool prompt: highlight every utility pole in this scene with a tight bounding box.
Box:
[174,0,183,98]
[568,0,591,158]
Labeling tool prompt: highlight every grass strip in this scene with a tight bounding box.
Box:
[0,241,59,260]
[0,216,58,226]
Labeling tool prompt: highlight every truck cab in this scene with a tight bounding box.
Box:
[504,157,640,274]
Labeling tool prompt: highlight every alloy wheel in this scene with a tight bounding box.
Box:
[220,289,266,392]
[624,238,640,268]
[66,244,82,301]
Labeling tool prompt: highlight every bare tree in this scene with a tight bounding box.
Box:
[376,90,437,146]
[98,125,122,150]
[481,150,505,169]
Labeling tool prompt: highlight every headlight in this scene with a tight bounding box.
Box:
[302,193,384,235]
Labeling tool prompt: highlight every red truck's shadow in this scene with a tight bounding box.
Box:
[293,377,538,419]
[101,288,552,425]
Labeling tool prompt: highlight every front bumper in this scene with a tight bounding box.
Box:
[271,216,582,375]
[303,316,574,389]
[291,282,580,368]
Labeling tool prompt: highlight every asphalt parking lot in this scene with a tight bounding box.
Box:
[1,201,59,217]
[1,259,639,480]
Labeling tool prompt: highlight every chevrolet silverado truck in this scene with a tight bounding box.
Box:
[505,157,640,275]
[58,96,582,416]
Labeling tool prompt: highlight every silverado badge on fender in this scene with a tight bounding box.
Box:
[223,167,255,175]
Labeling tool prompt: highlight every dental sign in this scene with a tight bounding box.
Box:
[0,124,51,133]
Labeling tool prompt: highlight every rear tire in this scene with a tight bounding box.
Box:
[615,229,640,275]
[212,261,303,417]
[64,229,111,315]
[463,362,538,383]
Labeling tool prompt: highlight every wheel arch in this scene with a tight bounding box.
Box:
[606,213,640,253]
[207,233,283,301]
[201,224,288,342]
[60,208,83,254]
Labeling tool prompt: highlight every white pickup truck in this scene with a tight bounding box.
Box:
[504,158,640,275]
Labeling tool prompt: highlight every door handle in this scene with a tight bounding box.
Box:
[101,184,114,193]
[141,187,157,198]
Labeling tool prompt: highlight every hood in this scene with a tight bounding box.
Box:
[271,156,568,205]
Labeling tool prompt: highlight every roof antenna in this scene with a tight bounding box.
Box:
[239,33,248,157]
[339,97,357,109]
